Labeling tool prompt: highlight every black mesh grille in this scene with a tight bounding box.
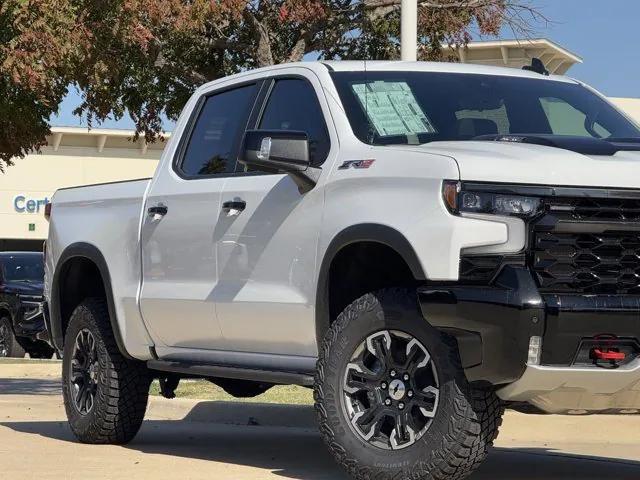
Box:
[548,197,640,222]
[533,194,640,294]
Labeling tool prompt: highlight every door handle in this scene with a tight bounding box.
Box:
[147,204,168,218]
[222,200,246,217]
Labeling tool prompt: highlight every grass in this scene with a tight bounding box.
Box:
[0,357,314,406]
[150,379,313,405]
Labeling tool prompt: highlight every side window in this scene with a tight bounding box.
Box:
[540,97,611,138]
[259,78,331,166]
[180,84,258,177]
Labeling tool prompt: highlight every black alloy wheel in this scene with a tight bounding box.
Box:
[69,328,100,415]
[342,329,439,450]
[0,321,11,357]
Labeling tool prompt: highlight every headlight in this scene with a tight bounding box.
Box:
[443,181,542,218]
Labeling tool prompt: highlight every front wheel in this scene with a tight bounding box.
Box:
[0,316,25,358]
[62,298,150,444]
[315,288,503,480]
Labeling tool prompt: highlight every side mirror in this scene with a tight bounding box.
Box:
[238,130,321,193]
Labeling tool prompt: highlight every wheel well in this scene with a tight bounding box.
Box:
[57,257,106,338]
[317,242,419,345]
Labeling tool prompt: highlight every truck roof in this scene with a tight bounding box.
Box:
[320,60,577,83]
[197,60,578,93]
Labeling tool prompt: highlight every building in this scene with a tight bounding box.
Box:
[1,38,638,251]
[451,38,583,75]
[0,127,166,251]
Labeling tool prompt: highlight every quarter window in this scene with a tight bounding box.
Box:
[180,84,258,177]
[259,78,331,166]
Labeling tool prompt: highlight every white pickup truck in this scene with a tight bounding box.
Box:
[44,60,640,480]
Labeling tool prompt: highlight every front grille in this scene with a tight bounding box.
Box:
[548,197,640,222]
[533,195,640,294]
[533,231,640,294]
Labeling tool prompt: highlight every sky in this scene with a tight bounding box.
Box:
[51,0,640,131]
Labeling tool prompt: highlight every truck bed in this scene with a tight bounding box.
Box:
[45,178,155,359]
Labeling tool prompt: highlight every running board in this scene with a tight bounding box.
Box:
[147,359,315,387]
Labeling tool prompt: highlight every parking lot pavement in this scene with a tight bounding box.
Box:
[2,363,640,480]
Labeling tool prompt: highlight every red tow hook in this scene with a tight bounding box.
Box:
[592,334,626,364]
[592,349,626,362]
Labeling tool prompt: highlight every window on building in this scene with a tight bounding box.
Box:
[180,84,258,177]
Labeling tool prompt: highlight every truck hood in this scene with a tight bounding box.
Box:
[418,141,640,188]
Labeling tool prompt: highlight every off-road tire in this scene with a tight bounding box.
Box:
[62,298,150,444]
[315,288,504,480]
[0,316,25,358]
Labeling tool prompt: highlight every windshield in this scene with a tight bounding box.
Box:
[1,254,44,282]
[330,71,640,145]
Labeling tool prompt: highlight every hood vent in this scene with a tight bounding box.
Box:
[475,134,640,156]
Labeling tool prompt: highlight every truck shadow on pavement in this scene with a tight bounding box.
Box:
[2,400,640,480]
[0,378,61,395]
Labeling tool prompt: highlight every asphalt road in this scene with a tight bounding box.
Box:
[1,362,640,480]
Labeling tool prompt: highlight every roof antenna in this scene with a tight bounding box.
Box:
[523,58,549,76]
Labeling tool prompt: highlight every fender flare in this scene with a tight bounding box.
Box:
[314,224,426,345]
[49,242,132,359]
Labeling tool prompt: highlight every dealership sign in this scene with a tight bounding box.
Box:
[13,195,50,214]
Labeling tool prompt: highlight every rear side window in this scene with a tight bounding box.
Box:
[259,78,331,166]
[180,84,258,177]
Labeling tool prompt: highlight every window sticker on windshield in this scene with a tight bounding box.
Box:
[352,81,437,137]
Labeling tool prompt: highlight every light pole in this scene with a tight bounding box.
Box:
[400,0,418,61]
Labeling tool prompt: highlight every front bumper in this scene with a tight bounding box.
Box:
[497,360,640,414]
[15,298,49,342]
[419,265,640,413]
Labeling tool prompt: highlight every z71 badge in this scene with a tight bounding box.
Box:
[338,159,376,170]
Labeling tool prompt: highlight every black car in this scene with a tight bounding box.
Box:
[0,252,54,358]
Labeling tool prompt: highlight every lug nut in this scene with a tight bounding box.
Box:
[390,370,397,377]
[385,398,392,406]
[407,390,414,398]
[399,402,405,410]
[403,373,410,381]
[381,382,388,389]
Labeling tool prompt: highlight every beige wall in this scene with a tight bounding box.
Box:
[610,97,640,127]
[0,131,163,243]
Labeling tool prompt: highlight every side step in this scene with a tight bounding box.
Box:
[147,359,315,387]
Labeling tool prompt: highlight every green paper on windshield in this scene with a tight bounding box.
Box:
[352,81,437,137]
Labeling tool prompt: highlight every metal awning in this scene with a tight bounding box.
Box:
[450,38,583,75]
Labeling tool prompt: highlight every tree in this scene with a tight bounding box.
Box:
[0,0,545,170]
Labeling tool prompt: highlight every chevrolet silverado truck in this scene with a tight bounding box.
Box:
[44,60,640,480]
[0,251,54,358]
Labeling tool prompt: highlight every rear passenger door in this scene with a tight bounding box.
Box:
[140,81,260,352]
[214,73,335,359]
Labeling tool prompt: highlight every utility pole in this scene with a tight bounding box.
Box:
[400,0,418,61]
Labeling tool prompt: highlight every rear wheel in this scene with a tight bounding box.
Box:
[62,298,150,444]
[315,288,503,480]
[0,316,25,358]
